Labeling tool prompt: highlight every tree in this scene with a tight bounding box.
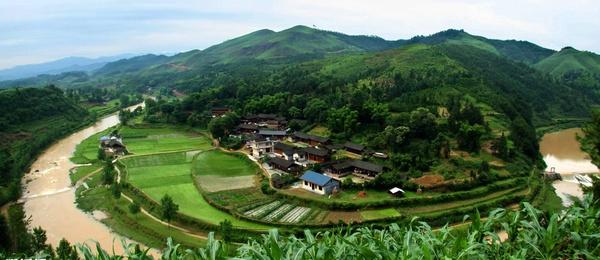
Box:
[219,220,233,243]
[456,123,485,152]
[492,132,510,159]
[160,194,179,228]
[111,183,121,199]
[509,116,539,160]
[303,98,328,123]
[326,106,358,137]
[32,226,53,256]
[0,215,10,251]
[129,202,141,217]
[102,166,115,185]
[97,148,106,161]
[56,238,78,260]
[409,107,438,139]
[119,94,130,108]
[208,112,240,140]
[580,110,600,167]
[288,106,302,119]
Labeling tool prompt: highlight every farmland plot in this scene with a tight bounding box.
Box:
[279,207,312,223]
[263,204,294,221]
[245,201,282,218]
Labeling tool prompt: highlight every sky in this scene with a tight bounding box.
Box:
[0,0,599,69]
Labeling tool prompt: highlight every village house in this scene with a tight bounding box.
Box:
[344,142,365,155]
[241,114,288,130]
[267,157,301,174]
[210,107,231,117]
[303,146,330,163]
[236,123,258,134]
[299,170,340,195]
[292,132,330,147]
[247,138,275,158]
[324,159,384,179]
[100,135,126,157]
[258,129,288,140]
[389,187,405,197]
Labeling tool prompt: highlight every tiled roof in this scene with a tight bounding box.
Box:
[300,171,333,186]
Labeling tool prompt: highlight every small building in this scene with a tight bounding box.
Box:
[389,187,405,197]
[324,159,384,179]
[273,142,306,162]
[211,107,231,117]
[303,147,330,163]
[299,171,340,195]
[268,157,300,173]
[258,129,288,140]
[248,139,274,158]
[237,123,258,134]
[292,132,330,146]
[344,142,365,154]
[100,136,126,157]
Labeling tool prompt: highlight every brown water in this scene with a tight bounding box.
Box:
[540,128,599,206]
[20,103,146,253]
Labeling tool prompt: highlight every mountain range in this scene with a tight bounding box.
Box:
[1,25,599,97]
[0,54,135,81]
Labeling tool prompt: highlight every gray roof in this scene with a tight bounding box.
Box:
[303,147,329,157]
[293,132,329,143]
[269,157,295,168]
[344,142,365,152]
[258,129,287,136]
[274,142,295,151]
[350,160,383,173]
[300,171,335,186]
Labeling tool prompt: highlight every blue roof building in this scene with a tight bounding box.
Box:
[299,170,339,195]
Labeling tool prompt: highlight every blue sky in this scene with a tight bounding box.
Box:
[0,0,599,69]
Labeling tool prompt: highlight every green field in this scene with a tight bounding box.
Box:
[69,163,103,185]
[123,151,269,230]
[360,208,401,220]
[71,128,116,164]
[120,126,212,155]
[192,150,259,177]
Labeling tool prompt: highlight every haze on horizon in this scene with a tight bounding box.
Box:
[0,0,599,70]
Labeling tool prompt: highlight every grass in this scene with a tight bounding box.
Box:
[360,208,401,220]
[71,127,116,164]
[75,171,206,249]
[69,163,103,185]
[120,126,212,155]
[123,151,270,230]
[397,187,525,215]
[192,150,259,177]
[307,125,331,137]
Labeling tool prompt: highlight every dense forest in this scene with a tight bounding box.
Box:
[0,86,92,205]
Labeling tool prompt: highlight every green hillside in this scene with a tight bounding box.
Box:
[534,47,600,76]
[404,29,555,64]
[0,86,92,205]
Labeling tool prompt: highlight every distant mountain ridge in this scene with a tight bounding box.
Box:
[0,54,135,81]
[534,47,600,76]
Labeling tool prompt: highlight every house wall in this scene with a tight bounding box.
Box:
[301,180,325,195]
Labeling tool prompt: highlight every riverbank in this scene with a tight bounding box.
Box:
[19,103,146,253]
[539,127,599,207]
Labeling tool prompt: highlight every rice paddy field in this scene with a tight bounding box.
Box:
[192,150,258,192]
[122,151,269,230]
[120,126,212,155]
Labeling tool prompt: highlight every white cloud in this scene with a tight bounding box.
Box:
[0,0,598,69]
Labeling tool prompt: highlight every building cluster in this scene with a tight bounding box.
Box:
[236,114,387,195]
[99,135,126,157]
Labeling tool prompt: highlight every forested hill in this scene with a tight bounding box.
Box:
[0,86,90,205]
[535,47,600,90]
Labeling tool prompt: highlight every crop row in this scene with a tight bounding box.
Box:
[244,200,282,218]
[263,204,294,221]
[279,207,312,223]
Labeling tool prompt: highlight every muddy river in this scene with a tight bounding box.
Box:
[20,103,144,253]
[540,128,599,206]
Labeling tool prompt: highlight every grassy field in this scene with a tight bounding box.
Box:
[120,126,212,155]
[123,151,270,230]
[69,163,103,185]
[360,208,401,220]
[75,170,207,249]
[71,127,116,164]
[307,125,331,137]
[192,150,259,177]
